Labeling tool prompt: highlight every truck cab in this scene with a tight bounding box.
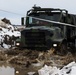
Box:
[16,6,69,50]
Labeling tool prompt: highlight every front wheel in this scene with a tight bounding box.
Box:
[58,42,68,56]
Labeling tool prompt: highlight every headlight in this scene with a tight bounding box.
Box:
[16,43,20,46]
[53,44,57,47]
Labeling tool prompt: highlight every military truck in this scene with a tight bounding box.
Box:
[16,6,76,53]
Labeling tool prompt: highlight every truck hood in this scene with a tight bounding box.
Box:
[24,26,55,31]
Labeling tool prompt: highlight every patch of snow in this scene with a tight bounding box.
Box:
[13,31,21,37]
[7,25,14,30]
[71,64,76,75]
[38,61,76,75]
[0,23,21,49]
[3,43,11,49]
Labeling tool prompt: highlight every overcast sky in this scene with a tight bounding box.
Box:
[0,0,76,25]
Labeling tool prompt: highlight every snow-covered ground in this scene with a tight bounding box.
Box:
[38,61,76,75]
[0,22,21,49]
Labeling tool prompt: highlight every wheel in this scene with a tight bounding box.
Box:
[58,42,68,56]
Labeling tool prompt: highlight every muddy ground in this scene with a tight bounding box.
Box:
[0,48,76,75]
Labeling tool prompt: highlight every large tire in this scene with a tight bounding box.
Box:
[59,42,68,56]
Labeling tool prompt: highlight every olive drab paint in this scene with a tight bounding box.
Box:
[19,5,76,51]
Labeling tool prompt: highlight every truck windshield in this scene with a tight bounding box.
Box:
[28,13,61,26]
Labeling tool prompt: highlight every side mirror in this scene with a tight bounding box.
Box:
[21,17,25,25]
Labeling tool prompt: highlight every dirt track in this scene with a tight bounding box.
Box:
[0,48,75,66]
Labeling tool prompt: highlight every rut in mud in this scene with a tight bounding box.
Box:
[0,48,75,66]
[0,48,76,75]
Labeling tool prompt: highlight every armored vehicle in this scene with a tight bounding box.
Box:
[16,6,76,53]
